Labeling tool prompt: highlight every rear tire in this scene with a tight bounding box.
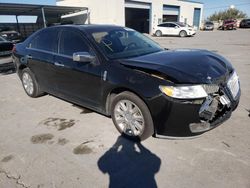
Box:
[155,30,162,37]
[111,91,154,141]
[179,30,187,37]
[21,68,44,98]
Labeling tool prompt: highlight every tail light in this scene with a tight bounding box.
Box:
[12,44,16,53]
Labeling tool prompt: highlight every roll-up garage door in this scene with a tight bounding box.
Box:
[125,1,151,9]
[125,1,151,33]
[163,5,180,22]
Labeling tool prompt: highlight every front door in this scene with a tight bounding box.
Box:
[169,23,180,35]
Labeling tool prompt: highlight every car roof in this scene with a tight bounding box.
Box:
[49,24,126,32]
[159,22,176,24]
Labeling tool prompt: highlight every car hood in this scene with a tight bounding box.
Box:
[120,49,233,84]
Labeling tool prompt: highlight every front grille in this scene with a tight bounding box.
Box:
[202,84,219,94]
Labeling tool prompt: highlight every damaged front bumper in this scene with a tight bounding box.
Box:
[148,81,241,137]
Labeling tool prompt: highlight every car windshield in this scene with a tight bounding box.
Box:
[0,36,7,42]
[90,28,163,60]
[206,22,213,25]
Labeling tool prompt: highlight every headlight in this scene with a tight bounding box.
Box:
[159,85,208,99]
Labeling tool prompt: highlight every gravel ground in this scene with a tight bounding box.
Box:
[0,29,250,188]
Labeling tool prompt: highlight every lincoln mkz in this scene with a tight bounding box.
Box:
[12,25,241,140]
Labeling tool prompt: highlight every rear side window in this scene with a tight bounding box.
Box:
[29,28,58,52]
[59,30,90,56]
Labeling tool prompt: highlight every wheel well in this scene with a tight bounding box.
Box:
[17,64,27,76]
[105,87,146,115]
[155,30,162,35]
[106,88,131,115]
[180,30,187,34]
[105,87,156,136]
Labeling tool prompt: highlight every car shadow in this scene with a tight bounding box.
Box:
[98,136,161,188]
[72,104,93,114]
[0,63,16,75]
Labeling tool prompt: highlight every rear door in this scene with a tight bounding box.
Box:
[157,23,172,35]
[25,28,59,92]
[52,28,103,109]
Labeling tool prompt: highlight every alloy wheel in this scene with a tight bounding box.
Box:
[114,100,145,136]
[22,72,34,95]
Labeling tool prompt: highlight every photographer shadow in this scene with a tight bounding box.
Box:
[98,136,161,188]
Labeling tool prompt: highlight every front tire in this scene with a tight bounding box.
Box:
[111,91,154,141]
[21,68,44,98]
[179,30,187,37]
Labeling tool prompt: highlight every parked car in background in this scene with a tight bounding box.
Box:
[0,36,14,71]
[218,19,237,30]
[204,21,214,31]
[0,30,22,43]
[13,25,240,140]
[240,19,250,28]
[153,22,196,37]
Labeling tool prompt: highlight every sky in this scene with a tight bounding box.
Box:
[0,0,250,22]
[192,0,250,19]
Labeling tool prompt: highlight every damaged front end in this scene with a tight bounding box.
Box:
[190,72,240,133]
[153,72,240,137]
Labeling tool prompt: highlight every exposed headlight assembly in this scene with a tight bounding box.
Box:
[159,85,208,99]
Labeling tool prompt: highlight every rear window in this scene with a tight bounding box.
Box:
[158,23,168,27]
[29,28,58,52]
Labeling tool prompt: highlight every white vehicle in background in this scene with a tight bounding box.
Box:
[153,22,196,37]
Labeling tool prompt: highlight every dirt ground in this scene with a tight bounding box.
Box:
[0,29,250,188]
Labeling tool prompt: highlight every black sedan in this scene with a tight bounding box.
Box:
[240,19,250,28]
[0,36,14,72]
[12,25,240,140]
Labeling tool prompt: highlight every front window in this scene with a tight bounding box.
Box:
[59,30,90,56]
[176,22,186,27]
[90,28,163,60]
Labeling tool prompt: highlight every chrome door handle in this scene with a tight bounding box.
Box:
[54,62,64,67]
[26,55,32,59]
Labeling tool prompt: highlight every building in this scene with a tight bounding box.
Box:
[57,0,203,34]
[0,3,88,38]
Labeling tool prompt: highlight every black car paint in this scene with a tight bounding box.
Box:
[13,25,240,137]
[0,39,13,57]
[240,19,250,28]
[120,49,234,84]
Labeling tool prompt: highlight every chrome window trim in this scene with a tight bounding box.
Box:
[26,47,73,59]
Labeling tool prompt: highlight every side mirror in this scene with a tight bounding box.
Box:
[73,52,95,63]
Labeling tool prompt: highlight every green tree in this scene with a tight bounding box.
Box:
[208,8,247,21]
